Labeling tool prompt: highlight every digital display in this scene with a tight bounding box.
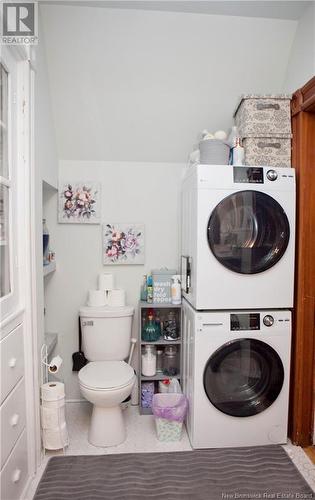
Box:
[230,313,260,331]
[233,167,264,184]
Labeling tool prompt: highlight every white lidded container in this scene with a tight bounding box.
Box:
[141,345,157,377]
[79,305,134,361]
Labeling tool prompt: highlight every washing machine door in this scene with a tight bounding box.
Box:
[207,190,290,274]
[203,338,284,417]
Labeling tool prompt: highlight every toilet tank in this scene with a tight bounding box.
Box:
[79,305,134,361]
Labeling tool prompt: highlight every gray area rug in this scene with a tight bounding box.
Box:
[34,446,313,500]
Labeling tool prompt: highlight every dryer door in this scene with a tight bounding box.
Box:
[203,339,284,417]
[207,190,290,274]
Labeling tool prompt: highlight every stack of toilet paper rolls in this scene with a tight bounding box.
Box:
[41,382,69,450]
[87,273,126,308]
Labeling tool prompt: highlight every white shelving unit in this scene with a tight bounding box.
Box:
[139,301,182,415]
[42,180,58,362]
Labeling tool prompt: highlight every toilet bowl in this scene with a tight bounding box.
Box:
[79,304,135,447]
[79,360,135,447]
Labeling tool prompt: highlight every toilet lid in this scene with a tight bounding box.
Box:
[78,361,135,390]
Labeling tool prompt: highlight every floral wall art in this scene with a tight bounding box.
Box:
[59,182,101,223]
[103,224,145,265]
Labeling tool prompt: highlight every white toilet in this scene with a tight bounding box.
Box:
[78,305,135,447]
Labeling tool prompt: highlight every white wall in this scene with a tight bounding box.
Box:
[44,161,184,399]
[35,10,58,188]
[41,5,297,163]
[39,5,307,400]
[283,1,315,92]
[34,11,59,361]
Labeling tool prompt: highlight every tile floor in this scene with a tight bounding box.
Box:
[26,402,315,499]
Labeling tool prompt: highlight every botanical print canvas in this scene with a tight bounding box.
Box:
[58,182,101,224]
[103,224,145,265]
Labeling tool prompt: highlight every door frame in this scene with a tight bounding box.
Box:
[290,76,315,446]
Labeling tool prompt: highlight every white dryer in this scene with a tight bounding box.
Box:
[181,165,295,310]
[182,299,291,449]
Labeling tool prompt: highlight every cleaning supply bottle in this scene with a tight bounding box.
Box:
[232,138,245,166]
[227,126,239,165]
[147,274,153,303]
[171,275,181,305]
[227,126,239,147]
[140,275,147,301]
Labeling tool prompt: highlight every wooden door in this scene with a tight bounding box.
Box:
[290,76,315,446]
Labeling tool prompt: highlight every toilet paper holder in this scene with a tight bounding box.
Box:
[41,344,63,384]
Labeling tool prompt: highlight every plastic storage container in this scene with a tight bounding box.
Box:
[163,311,179,341]
[163,345,178,376]
[152,393,188,442]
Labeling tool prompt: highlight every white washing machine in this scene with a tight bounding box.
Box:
[182,299,291,449]
[181,165,295,310]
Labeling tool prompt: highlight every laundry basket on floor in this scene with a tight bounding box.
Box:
[152,393,188,442]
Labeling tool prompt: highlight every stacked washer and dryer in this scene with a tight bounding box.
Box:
[181,164,295,448]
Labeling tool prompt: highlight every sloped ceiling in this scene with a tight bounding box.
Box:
[40,1,311,20]
[41,3,299,162]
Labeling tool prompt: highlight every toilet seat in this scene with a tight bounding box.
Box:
[78,361,135,391]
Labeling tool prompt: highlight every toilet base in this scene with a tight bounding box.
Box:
[88,405,126,447]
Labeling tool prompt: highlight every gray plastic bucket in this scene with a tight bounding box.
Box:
[199,139,230,165]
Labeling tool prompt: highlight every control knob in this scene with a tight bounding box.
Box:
[266,170,278,181]
[263,315,274,327]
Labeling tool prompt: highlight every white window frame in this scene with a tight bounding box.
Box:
[0,47,20,321]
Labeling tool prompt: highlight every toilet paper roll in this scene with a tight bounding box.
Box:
[41,382,65,402]
[48,355,63,374]
[41,397,65,409]
[41,404,66,429]
[107,288,126,307]
[42,422,69,450]
[98,273,114,291]
[88,289,106,307]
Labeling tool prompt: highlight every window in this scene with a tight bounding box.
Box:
[0,49,19,319]
[0,63,11,298]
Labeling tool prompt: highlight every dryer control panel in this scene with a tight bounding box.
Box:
[233,167,264,184]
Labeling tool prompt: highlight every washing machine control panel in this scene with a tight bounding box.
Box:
[230,313,260,331]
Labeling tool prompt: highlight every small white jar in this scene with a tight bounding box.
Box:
[142,345,157,377]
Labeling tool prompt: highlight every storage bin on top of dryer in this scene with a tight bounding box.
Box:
[234,94,292,168]
[234,94,292,137]
[242,136,291,168]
